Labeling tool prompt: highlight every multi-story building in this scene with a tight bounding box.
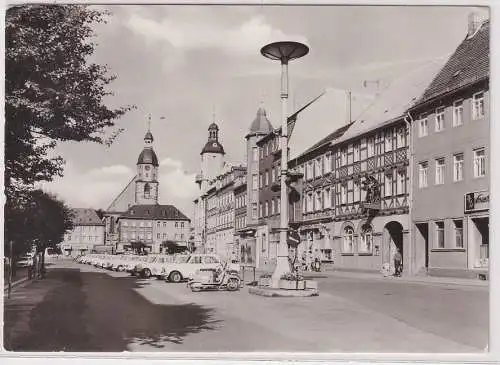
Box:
[116,204,190,253]
[61,208,105,256]
[408,15,490,278]
[233,173,247,262]
[205,164,246,261]
[103,123,191,254]
[193,122,226,253]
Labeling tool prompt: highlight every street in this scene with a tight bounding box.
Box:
[4,260,488,352]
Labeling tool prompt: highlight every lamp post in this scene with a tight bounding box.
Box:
[261,41,309,288]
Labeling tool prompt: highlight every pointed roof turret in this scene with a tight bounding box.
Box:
[248,106,273,137]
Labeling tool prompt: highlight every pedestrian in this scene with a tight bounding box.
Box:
[394,249,402,277]
[32,252,39,280]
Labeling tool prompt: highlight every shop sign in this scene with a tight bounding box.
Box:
[464,190,489,213]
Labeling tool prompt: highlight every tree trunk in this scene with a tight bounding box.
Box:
[40,247,46,278]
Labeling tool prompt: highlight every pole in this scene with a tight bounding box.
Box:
[271,60,290,288]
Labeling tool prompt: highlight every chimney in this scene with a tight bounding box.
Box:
[468,12,479,38]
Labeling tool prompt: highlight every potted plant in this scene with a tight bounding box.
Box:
[279,272,306,290]
[258,273,272,287]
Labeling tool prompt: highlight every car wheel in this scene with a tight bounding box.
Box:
[169,271,182,283]
[117,265,123,272]
[143,268,151,279]
[227,278,240,291]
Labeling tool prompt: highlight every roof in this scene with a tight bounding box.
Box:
[144,130,154,141]
[137,148,159,166]
[70,208,104,226]
[417,20,489,105]
[249,107,273,135]
[299,122,354,157]
[208,122,219,130]
[120,205,190,221]
[201,140,225,155]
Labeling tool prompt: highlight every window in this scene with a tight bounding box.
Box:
[341,148,348,166]
[252,147,259,162]
[264,170,269,186]
[259,147,263,159]
[343,226,354,253]
[419,116,428,137]
[252,205,258,219]
[367,138,375,157]
[175,222,178,228]
[436,221,444,248]
[473,148,486,178]
[385,130,392,152]
[147,233,152,240]
[397,171,406,194]
[259,203,263,218]
[157,233,160,239]
[353,180,360,202]
[435,158,445,185]
[353,144,360,162]
[307,193,313,212]
[385,173,392,197]
[123,221,128,227]
[163,222,166,227]
[359,225,373,253]
[315,157,322,177]
[271,167,275,183]
[303,196,307,213]
[454,220,463,248]
[453,100,464,127]
[324,153,332,173]
[340,184,347,205]
[435,107,445,132]
[252,175,258,190]
[271,199,275,215]
[324,188,331,209]
[315,190,323,211]
[453,153,464,182]
[396,128,406,148]
[264,201,269,217]
[277,198,281,213]
[307,162,314,180]
[259,174,263,188]
[472,91,485,120]
[144,183,151,198]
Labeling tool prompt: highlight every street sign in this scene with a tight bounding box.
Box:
[287,230,301,246]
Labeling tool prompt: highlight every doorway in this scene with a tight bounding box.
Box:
[384,221,404,271]
[416,223,429,270]
[471,217,489,267]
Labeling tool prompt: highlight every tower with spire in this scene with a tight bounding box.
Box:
[135,116,159,205]
[196,114,226,193]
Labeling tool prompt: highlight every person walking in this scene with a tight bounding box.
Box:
[393,248,402,277]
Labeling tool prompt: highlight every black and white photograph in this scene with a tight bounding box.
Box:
[2,2,493,358]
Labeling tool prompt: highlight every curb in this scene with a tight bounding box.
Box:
[4,277,31,293]
[248,286,319,297]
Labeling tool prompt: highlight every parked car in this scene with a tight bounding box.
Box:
[163,254,239,283]
[17,254,34,268]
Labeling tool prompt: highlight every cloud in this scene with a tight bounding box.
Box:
[126,13,307,56]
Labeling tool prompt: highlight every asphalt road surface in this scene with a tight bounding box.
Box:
[4,260,488,352]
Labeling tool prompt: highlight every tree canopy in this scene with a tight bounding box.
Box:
[5,4,133,199]
[5,5,133,255]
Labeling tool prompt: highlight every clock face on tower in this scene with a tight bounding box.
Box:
[212,142,218,147]
[145,165,151,171]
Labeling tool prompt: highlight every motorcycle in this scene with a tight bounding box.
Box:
[187,262,240,292]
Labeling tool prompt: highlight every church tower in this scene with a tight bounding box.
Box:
[198,122,225,192]
[135,124,159,205]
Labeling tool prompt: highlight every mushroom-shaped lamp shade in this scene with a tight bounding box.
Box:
[261,41,309,63]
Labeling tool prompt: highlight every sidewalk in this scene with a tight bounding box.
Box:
[240,267,488,288]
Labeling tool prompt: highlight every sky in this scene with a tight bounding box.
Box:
[39,5,490,219]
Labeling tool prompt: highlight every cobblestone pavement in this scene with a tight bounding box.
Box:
[3,260,488,352]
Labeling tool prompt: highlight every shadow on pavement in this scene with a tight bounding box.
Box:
[4,267,220,352]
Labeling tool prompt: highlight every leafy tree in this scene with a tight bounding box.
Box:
[5,5,133,258]
[5,4,133,199]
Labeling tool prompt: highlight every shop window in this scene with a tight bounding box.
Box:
[435,221,445,248]
[359,225,373,253]
[343,226,354,253]
[454,220,463,248]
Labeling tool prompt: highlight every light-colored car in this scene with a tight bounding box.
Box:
[163,254,239,283]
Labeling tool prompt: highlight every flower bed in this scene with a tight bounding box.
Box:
[279,279,306,290]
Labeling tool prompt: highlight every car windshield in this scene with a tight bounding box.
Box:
[175,256,189,264]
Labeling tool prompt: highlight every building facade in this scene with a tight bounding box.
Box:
[61,208,105,256]
[103,123,190,254]
[205,164,246,262]
[117,204,190,253]
[408,17,490,278]
[193,122,226,253]
[233,174,247,263]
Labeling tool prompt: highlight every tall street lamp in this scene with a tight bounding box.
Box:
[261,41,309,288]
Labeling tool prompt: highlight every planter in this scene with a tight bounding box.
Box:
[279,279,306,290]
[258,277,272,287]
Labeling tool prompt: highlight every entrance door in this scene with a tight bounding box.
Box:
[416,223,429,270]
[384,221,404,272]
[472,217,489,267]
